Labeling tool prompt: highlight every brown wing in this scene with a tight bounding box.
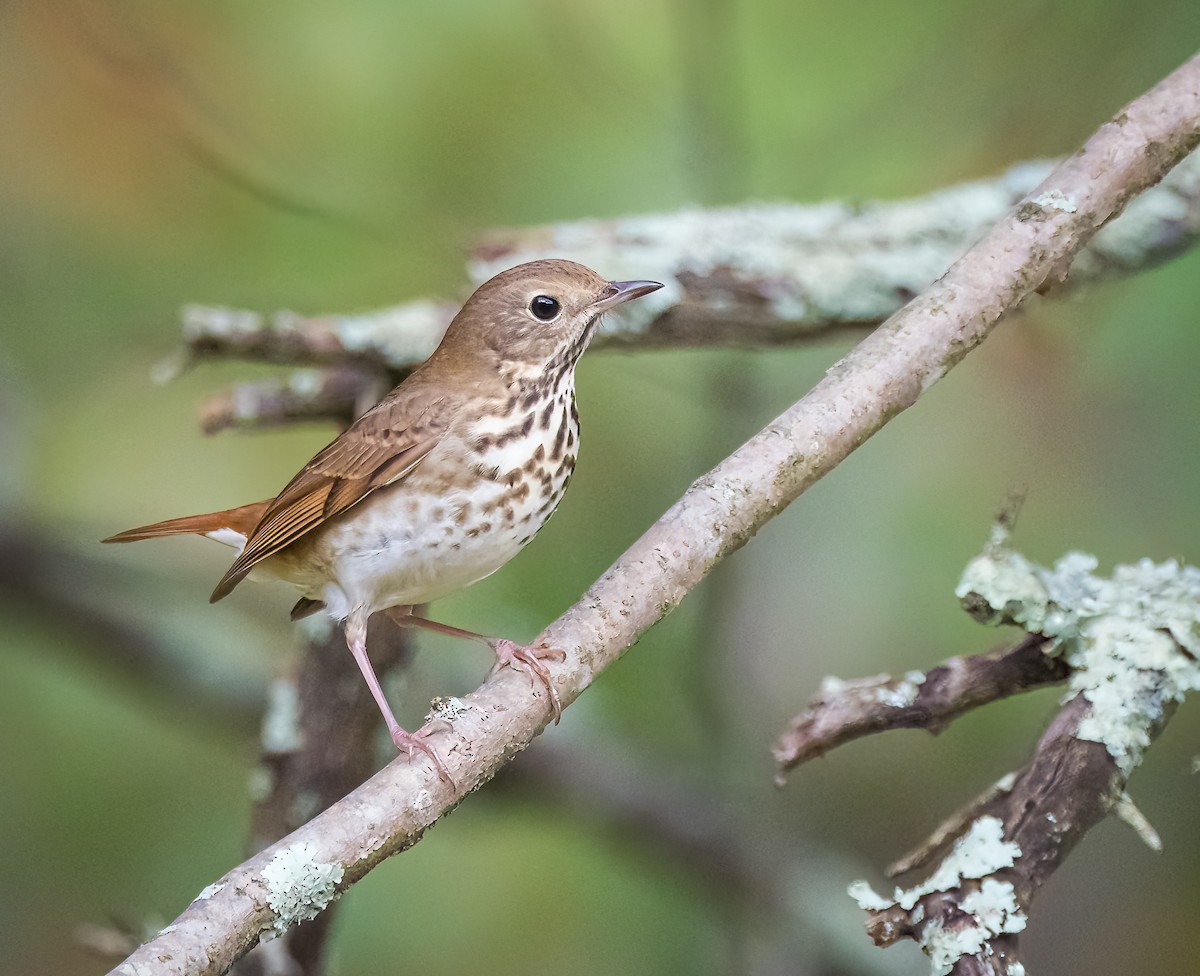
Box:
[210,390,455,602]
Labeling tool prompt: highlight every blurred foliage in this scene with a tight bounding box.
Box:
[2,2,1199,974]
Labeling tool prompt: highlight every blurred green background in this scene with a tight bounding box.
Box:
[2,2,1199,974]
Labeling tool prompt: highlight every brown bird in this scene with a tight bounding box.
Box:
[105,260,662,780]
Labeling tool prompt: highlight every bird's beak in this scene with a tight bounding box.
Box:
[591,279,664,312]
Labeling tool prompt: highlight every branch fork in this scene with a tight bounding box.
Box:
[780,524,1200,975]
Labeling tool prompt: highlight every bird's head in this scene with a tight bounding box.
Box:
[437,259,662,381]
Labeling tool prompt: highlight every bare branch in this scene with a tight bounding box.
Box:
[772,635,1066,781]
[109,52,1200,976]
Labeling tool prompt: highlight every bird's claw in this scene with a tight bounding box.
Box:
[491,639,564,723]
[390,724,453,785]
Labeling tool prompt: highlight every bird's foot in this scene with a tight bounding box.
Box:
[489,639,565,723]
[384,609,565,723]
[389,722,453,785]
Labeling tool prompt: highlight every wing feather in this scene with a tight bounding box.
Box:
[210,391,454,601]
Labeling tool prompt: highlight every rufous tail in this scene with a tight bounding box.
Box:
[102,500,271,544]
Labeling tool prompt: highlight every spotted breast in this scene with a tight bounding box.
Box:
[270,364,580,622]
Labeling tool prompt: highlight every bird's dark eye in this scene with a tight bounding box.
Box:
[530,295,561,321]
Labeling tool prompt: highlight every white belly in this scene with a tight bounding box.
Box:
[304,481,538,619]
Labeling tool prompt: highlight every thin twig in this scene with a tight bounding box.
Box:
[886,772,1018,879]
[772,635,1066,781]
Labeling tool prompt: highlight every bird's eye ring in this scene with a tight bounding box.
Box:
[530,295,561,321]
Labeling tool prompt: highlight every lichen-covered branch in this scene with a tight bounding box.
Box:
[175,300,459,370]
[804,527,1200,975]
[177,146,1200,433]
[472,152,1200,348]
[199,364,390,435]
[172,148,1200,404]
[109,52,1200,976]
[229,616,415,976]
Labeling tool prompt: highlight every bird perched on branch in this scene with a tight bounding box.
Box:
[105,260,663,781]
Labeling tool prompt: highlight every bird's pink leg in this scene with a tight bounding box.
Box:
[386,608,565,722]
[344,612,451,783]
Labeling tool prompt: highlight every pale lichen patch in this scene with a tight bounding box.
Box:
[427,695,471,722]
[181,304,262,340]
[247,765,274,802]
[260,842,344,936]
[1030,189,1079,213]
[853,833,1026,976]
[956,526,1200,776]
[261,678,303,754]
[921,918,974,975]
[818,674,850,697]
[921,879,1026,976]
[287,368,324,399]
[336,300,449,362]
[960,879,1027,939]
[412,788,435,814]
[817,672,893,699]
[878,670,926,708]
[955,524,1050,631]
[849,816,1021,913]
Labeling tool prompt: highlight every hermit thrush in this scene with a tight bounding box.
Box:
[105,260,662,781]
